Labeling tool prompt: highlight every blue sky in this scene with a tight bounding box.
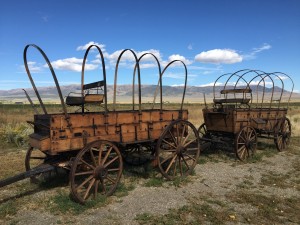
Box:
[0,0,299,93]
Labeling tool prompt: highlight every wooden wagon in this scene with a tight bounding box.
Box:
[199,69,293,160]
[0,44,200,204]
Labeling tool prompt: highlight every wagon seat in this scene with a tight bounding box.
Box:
[213,88,251,108]
[65,80,105,107]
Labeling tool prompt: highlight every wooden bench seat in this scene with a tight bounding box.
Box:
[213,98,250,104]
[66,94,104,106]
[220,88,252,94]
[66,80,105,106]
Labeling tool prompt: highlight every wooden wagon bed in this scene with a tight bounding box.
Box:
[30,109,188,154]
[203,107,287,135]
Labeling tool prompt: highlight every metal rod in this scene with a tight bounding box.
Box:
[23,89,39,114]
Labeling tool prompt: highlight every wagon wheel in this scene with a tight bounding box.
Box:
[70,140,123,204]
[197,123,212,151]
[25,147,50,183]
[156,119,200,180]
[122,144,154,166]
[198,123,208,139]
[274,118,291,151]
[235,126,257,161]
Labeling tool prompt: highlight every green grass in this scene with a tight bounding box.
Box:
[114,182,136,198]
[48,190,107,215]
[0,200,18,218]
[227,191,300,224]
[144,177,164,187]
[135,200,234,225]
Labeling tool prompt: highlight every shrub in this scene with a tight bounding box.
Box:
[0,123,33,147]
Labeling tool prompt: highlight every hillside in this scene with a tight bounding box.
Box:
[0,84,298,103]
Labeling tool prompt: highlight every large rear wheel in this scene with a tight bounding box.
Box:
[156,119,200,180]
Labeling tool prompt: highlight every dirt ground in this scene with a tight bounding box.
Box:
[0,139,299,225]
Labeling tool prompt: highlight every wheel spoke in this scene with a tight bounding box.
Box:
[83,178,95,200]
[168,130,178,148]
[102,147,113,165]
[240,147,246,160]
[94,180,100,197]
[160,152,176,164]
[182,132,191,146]
[182,153,196,162]
[239,135,246,143]
[107,168,121,172]
[183,138,197,148]
[80,158,95,170]
[181,124,187,144]
[76,175,94,190]
[89,149,97,167]
[106,175,117,184]
[181,155,190,171]
[247,129,253,140]
[104,155,119,168]
[165,154,177,173]
[176,123,180,145]
[162,139,177,149]
[99,179,107,194]
[98,144,104,165]
[75,171,94,176]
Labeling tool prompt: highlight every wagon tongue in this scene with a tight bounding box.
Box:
[0,164,55,188]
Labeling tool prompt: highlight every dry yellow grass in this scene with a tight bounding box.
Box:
[0,102,299,136]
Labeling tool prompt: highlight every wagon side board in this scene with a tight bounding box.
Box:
[203,108,287,134]
[29,109,188,154]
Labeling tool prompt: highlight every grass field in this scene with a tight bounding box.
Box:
[0,102,299,224]
[0,103,300,146]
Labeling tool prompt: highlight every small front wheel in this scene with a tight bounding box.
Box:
[25,147,50,183]
[274,118,291,151]
[235,126,257,161]
[70,140,123,204]
[156,119,200,180]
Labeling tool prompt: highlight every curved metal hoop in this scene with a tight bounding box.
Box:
[81,45,108,113]
[23,44,68,119]
[160,60,188,112]
[132,53,162,111]
[113,49,141,112]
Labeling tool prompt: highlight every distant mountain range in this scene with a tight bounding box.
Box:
[0,84,290,97]
[0,84,296,103]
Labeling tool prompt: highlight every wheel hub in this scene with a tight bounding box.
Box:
[176,145,185,155]
[94,166,108,180]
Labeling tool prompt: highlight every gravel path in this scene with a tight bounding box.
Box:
[1,148,299,225]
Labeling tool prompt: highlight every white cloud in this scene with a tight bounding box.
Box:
[76,41,106,51]
[23,61,43,73]
[188,44,193,50]
[252,43,271,54]
[171,84,185,87]
[106,49,162,63]
[249,80,273,86]
[163,72,185,79]
[51,57,98,72]
[275,75,288,80]
[243,43,272,60]
[195,49,242,64]
[199,82,223,87]
[168,54,193,65]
